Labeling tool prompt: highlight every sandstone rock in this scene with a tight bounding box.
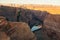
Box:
[0,22,37,40]
[0,16,36,40]
[0,31,10,40]
[43,14,60,40]
[9,22,37,40]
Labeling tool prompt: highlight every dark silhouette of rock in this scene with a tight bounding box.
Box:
[0,16,36,40]
[43,14,60,40]
[0,6,17,21]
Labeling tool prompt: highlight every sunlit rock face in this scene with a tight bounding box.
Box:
[43,14,60,40]
[8,22,37,40]
[0,31,10,40]
[0,16,36,40]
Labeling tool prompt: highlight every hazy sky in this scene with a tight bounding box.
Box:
[0,0,60,6]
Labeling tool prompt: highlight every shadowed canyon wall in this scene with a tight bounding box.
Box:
[0,6,60,40]
[0,5,17,21]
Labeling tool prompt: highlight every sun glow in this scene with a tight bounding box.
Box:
[0,0,60,14]
[19,5,60,14]
[0,0,60,6]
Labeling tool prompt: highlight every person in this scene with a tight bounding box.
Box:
[17,9,21,22]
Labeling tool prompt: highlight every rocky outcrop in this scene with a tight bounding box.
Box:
[9,22,37,40]
[0,22,37,40]
[43,14,60,40]
[0,16,36,40]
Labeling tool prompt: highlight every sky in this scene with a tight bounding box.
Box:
[0,0,60,6]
